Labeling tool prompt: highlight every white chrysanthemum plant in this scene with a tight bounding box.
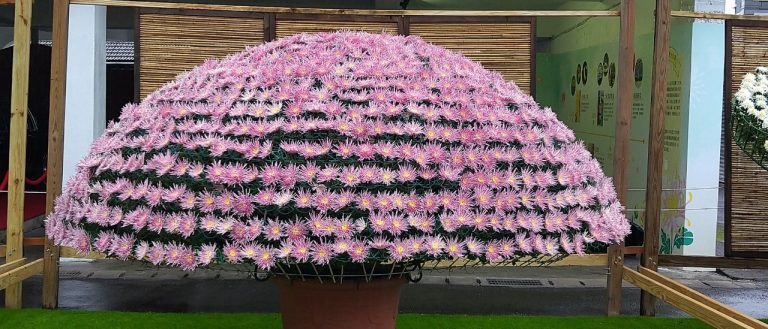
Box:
[46,32,631,282]
[735,67,768,153]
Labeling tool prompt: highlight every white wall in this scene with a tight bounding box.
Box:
[63,5,106,183]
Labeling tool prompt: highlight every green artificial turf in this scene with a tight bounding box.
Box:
[0,309,722,329]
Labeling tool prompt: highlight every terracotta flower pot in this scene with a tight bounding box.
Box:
[274,277,408,329]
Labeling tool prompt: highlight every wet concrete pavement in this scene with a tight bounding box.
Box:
[4,258,768,318]
[8,276,768,317]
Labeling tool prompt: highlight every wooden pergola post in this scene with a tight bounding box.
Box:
[5,0,33,309]
[607,0,635,316]
[42,0,70,309]
[641,0,671,316]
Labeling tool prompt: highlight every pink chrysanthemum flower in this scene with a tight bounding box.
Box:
[291,239,312,262]
[499,238,516,257]
[339,167,361,187]
[379,169,397,185]
[425,236,445,256]
[285,219,306,241]
[260,163,282,186]
[239,243,259,260]
[485,241,502,262]
[388,239,411,262]
[178,246,198,271]
[232,193,255,216]
[311,242,334,265]
[349,240,368,263]
[445,237,465,258]
[196,191,217,213]
[109,234,135,260]
[223,242,241,263]
[199,215,218,233]
[215,217,235,235]
[148,242,165,265]
[254,189,276,206]
[255,246,276,270]
[387,213,408,236]
[197,244,217,266]
[317,165,339,182]
[516,233,533,253]
[265,220,284,241]
[134,241,150,261]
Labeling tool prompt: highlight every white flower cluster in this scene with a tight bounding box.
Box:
[735,67,768,152]
[735,67,768,127]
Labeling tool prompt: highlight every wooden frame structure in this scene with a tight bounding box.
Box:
[627,2,768,326]
[639,11,768,269]
[11,0,764,327]
[17,0,635,314]
[0,0,45,309]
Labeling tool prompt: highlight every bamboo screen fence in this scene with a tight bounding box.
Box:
[136,11,534,98]
[726,21,768,257]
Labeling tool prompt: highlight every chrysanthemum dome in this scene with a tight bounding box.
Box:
[46,32,630,271]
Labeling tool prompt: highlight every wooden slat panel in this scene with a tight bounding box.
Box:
[409,22,532,93]
[139,13,264,98]
[729,24,768,256]
[730,26,768,94]
[275,19,398,38]
[731,140,768,254]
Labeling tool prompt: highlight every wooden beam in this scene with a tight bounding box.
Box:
[23,237,45,246]
[623,266,756,328]
[672,10,768,21]
[0,237,49,249]
[0,0,15,5]
[59,247,106,259]
[607,0,635,317]
[638,267,768,329]
[0,258,43,291]
[42,0,70,310]
[68,0,620,17]
[5,0,32,310]
[623,246,643,255]
[659,255,768,269]
[550,254,608,266]
[0,258,26,275]
[641,0,671,317]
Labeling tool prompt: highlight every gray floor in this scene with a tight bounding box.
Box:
[3,256,767,318]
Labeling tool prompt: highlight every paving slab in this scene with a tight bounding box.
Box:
[719,268,768,281]
[87,270,126,280]
[702,280,742,289]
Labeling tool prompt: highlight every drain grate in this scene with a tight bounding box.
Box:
[59,271,81,279]
[485,278,543,286]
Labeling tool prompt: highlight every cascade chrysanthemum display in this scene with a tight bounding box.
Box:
[46,32,630,273]
[734,67,768,152]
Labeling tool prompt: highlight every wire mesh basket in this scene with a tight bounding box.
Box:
[258,254,569,284]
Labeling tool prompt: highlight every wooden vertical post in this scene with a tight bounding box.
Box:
[5,0,33,309]
[607,0,635,316]
[641,0,671,316]
[42,0,70,309]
